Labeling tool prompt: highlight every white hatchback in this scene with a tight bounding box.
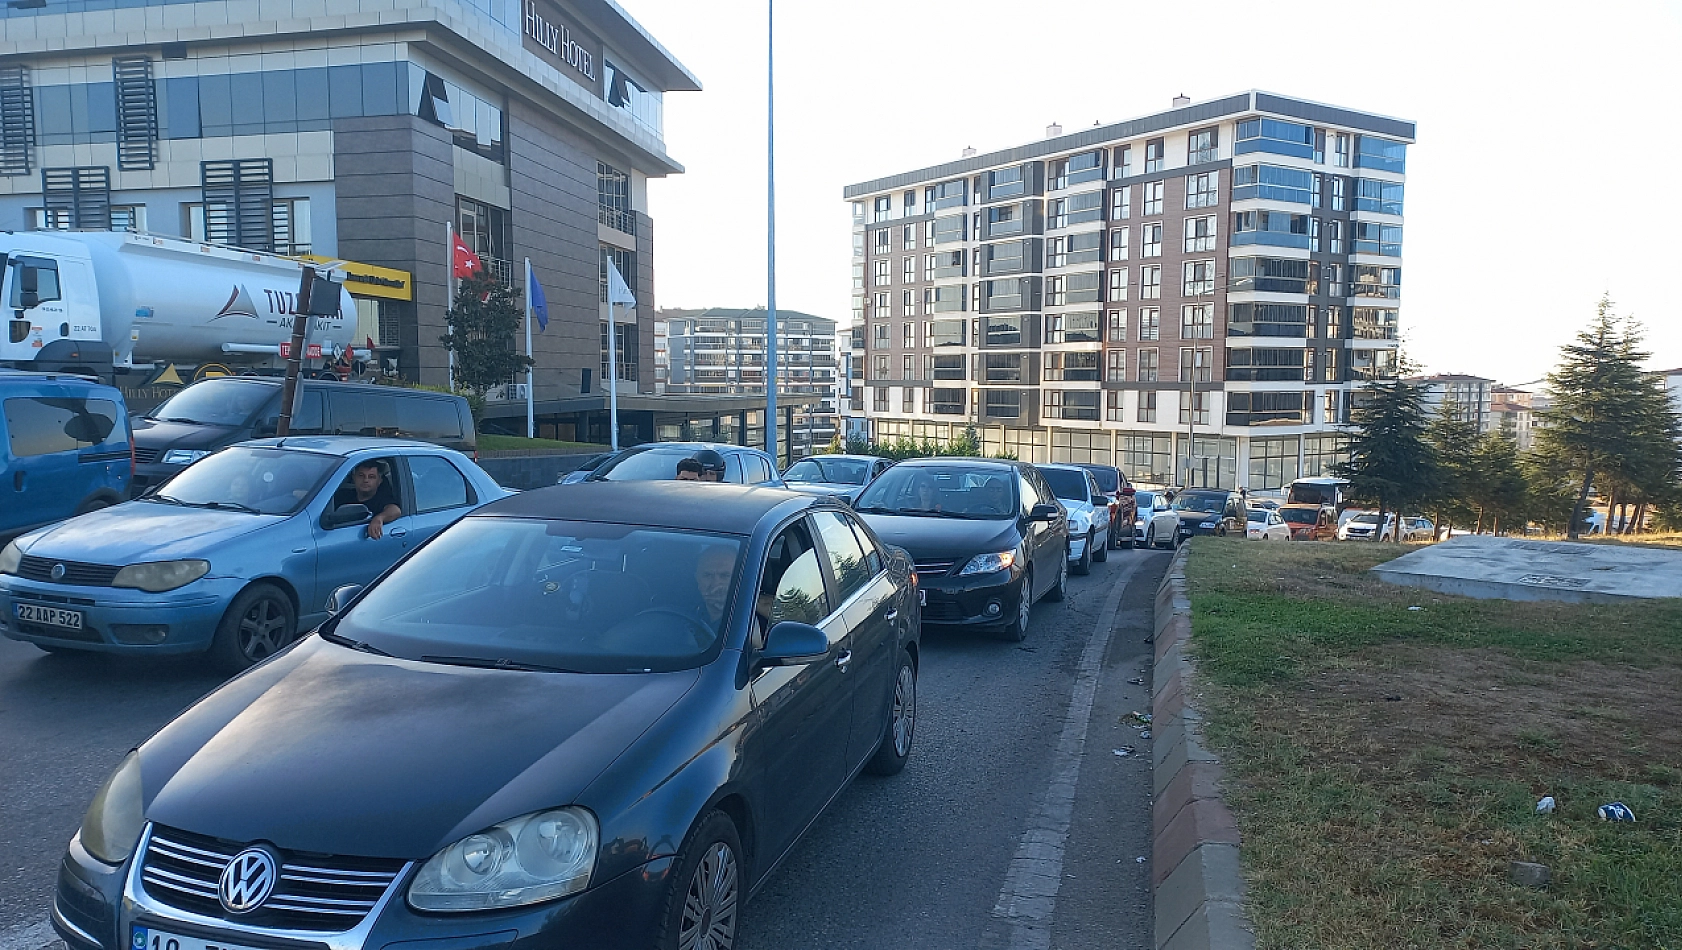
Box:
[1245,507,1293,541]
[1034,464,1113,576]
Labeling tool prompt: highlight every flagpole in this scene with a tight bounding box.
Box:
[524,257,535,439]
[764,0,779,464]
[606,300,620,451]
[445,221,456,390]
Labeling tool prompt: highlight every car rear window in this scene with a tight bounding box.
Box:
[3,396,122,457]
[1280,508,1317,524]
[1082,467,1120,493]
[1037,467,1090,502]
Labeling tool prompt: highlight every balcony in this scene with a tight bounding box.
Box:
[599,205,637,236]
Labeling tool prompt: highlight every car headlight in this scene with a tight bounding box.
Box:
[958,550,1017,576]
[161,449,209,466]
[409,808,598,912]
[0,541,21,575]
[112,560,210,592]
[81,751,145,865]
[1199,521,1217,529]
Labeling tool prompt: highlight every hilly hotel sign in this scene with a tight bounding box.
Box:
[523,0,601,91]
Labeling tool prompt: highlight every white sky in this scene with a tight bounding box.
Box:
[630,0,1682,385]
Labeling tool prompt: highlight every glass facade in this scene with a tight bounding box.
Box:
[1354,135,1407,172]
[1235,118,1314,159]
[1231,164,1313,204]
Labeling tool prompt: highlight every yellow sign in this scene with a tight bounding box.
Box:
[193,362,234,381]
[148,363,185,386]
[298,256,413,302]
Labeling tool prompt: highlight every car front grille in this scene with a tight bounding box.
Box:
[921,601,964,623]
[133,446,163,464]
[140,825,406,933]
[914,560,957,580]
[16,557,121,587]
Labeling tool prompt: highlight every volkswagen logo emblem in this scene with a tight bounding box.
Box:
[50,563,66,581]
[218,848,277,914]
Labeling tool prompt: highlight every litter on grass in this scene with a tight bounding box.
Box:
[1114,747,1136,757]
[1536,796,1556,814]
[1597,802,1636,822]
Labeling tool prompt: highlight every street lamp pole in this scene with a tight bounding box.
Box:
[764,0,778,462]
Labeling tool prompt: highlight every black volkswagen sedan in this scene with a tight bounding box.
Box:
[52,483,919,950]
[852,458,1067,642]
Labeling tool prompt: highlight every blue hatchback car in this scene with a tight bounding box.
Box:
[0,437,507,671]
[1,370,132,541]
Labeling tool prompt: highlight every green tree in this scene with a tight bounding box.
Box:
[1466,431,1530,534]
[1534,297,1666,539]
[1333,376,1442,540]
[1425,403,1480,534]
[442,273,532,400]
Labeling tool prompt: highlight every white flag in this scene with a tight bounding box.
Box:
[607,259,637,308]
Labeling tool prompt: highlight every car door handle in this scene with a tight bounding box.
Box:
[885,608,899,622]
[834,650,852,672]
[387,526,408,538]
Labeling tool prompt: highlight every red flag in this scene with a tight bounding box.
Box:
[452,233,483,279]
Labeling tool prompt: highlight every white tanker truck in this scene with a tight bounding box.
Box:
[0,230,358,378]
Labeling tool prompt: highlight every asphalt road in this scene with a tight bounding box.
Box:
[0,546,1167,950]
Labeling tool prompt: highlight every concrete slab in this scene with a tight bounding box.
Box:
[1371,535,1682,603]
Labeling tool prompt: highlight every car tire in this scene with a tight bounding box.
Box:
[1094,529,1109,563]
[1043,550,1068,602]
[997,571,1032,642]
[1073,532,1092,575]
[656,810,743,950]
[73,498,113,516]
[864,650,917,776]
[209,582,297,674]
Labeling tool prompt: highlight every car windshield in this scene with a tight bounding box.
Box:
[1134,491,1156,511]
[1353,514,1383,524]
[1280,508,1318,524]
[1081,467,1119,493]
[146,447,339,515]
[596,447,703,481]
[332,518,744,673]
[1038,468,1090,503]
[1246,509,1269,523]
[1172,493,1226,513]
[147,379,274,427]
[784,457,870,485]
[854,464,1018,519]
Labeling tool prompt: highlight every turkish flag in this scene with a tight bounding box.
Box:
[452,233,483,279]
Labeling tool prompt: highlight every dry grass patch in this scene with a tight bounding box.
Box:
[1183,538,1682,949]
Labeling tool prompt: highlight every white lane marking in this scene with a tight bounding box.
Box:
[0,919,54,950]
[979,558,1140,950]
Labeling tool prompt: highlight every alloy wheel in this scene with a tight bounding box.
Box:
[678,842,738,950]
[1016,578,1032,630]
[238,598,289,661]
[890,664,916,756]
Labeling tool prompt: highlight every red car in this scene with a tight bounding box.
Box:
[1279,504,1336,541]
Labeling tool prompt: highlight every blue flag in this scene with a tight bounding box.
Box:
[528,267,549,331]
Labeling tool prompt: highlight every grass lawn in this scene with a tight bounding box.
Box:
[1183,538,1682,950]
[476,434,610,455]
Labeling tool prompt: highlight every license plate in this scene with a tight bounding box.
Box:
[15,602,83,630]
[133,927,266,950]
[918,589,926,606]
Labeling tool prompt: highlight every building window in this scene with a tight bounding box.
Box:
[873,292,891,317]
[1044,351,1100,382]
[1353,222,1404,257]
[1107,309,1127,342]
[1049,149,1104,189]
[1355,178,1405,215]
[873,354,889,379]
[874,323,890,346]
[1248,436,1302,489]
[903,354,915,380]
[927,178,967,209]
[1106,390,1126,422]
[1044,311,1101,344]
[1329,220,1344,254]
[1311,174,1322,209]
[984,390,1021,419]
[1236,117,1315,158]
[1045,272,1101,306]
[1185,171,1219,210]
[1226,347,1306,382]
[1047,231,1102,268]
[1179,390,1211,426]
[1137,391,1157,423]
[1187,127,1217,164]
[872,196,891,222]
[271,198,312,255]
[873,387,890,412]
[1108,227,1128,261]
[1231,257,1314,294]
[873,259,890,287]
[460,195,511,272]
[1182,260,1215,297]
[1138,308,1160,342]
[985,353,1023,382]
[930,388,965,414]
[1326,306,1344,338]
[1113,145,1132,178]
[1048,191,1103,229]
[1184,215,1216,253]
[1334,133,1351,168]
[1354,136,1407,173]
[901,291,914,317]
[1310,218,1321,253]
[597,162,633,233]
[1226,391,1304,427]
[1324,347,1340,382]
[1231,210,1311,249]
[1352,265,1401,299]
[1352,307,1399,340]
[1144,138,1164,173]
[1232,164,1314,204]
[600,321,638,384]
[1107,349,1126,382]
[1179,347,1212,383]
[1045,389,1100,421]
[1313,129,1326,164]
[903,256,915,282]
[933,354,966,379]
[933,214,967,243]
[1140,265,1161,299]
[1107,268,1127,302]
[1143,181,1163,216]
[1331,176,1346,212]
[903,322,914,346]
[1140,223,1162,258]
[1110,186,1131,220]
[1181,304,1214,339]
[1137,347,1159,380]
[874,228,891,255]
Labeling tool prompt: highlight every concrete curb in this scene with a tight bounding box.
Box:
[1152,545,1255,950]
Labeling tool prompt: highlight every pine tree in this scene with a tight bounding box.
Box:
[1425,403,1481,534]
[442,273,533,400]
[1333,376,1441,540]
[1466,431,1530,534]
[1535,297,1662,539]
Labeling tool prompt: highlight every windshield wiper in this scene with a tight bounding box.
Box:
[144,493,187,506]
[420,654,580,674]
[158,416,210,425]
[201,500,262,514]
[852,505,898,515]
[320,630,393,656]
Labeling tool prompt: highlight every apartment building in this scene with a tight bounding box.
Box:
[1490,384,1537,449]
[655,307,838,458]
[0,0,706,444]
[843,91,1412,489]
[1410,374,1495,432]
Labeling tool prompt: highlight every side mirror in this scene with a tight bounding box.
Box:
[18,266,41,310]
[323,503,372,529]
[758,621,831,667]
[1028,502,1061,522]
[325,584,363,615]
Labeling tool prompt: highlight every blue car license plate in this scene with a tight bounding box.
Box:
[15,602,83,630]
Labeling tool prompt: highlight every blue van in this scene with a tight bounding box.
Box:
[0,370,131,541]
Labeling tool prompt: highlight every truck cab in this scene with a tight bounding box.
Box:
[1,239,109,373]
